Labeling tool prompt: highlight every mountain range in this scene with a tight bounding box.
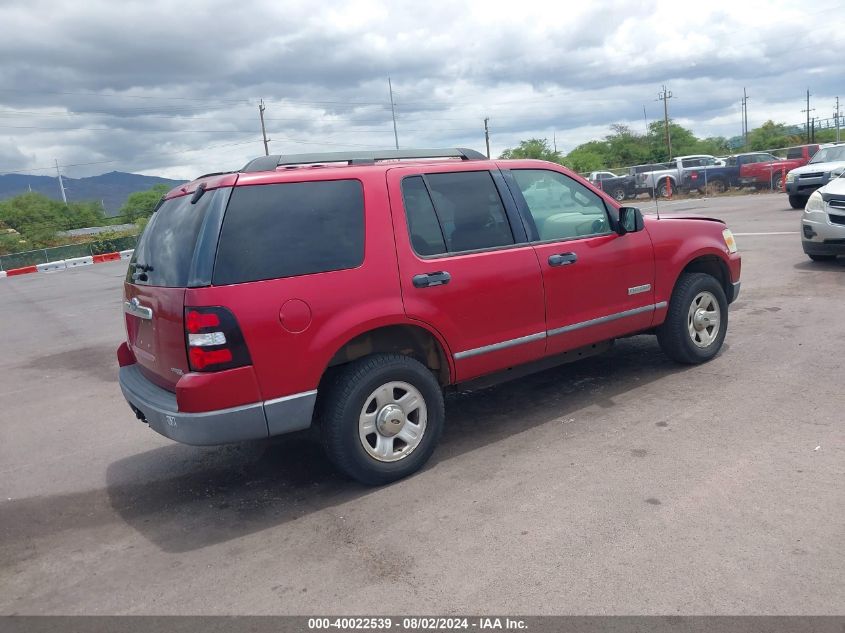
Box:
[0,171,186,216]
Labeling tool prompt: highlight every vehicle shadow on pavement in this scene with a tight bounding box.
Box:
[77,336,696,552]
[0,338,696,556]
[793,259,845,271]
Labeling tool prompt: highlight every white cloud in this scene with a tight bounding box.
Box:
[0,0,841,179]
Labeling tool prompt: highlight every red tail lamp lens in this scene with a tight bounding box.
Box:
[186,310,221,333]
[189,347,233,371]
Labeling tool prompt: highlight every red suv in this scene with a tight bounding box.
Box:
[118,148,741,484]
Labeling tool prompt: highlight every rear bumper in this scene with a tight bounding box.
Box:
[119,364,316,445]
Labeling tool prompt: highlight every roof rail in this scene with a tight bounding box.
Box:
[240,148,487,172]
[194,170,235,180]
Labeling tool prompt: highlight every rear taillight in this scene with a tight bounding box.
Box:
[184,306,251,372]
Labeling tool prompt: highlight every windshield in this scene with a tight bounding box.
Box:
[809,146,845,164]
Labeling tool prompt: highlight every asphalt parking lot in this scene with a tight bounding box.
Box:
[1,192,843,615]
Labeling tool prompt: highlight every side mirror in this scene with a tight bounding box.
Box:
[617,207,644,235]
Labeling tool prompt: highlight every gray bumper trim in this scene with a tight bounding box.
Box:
[729,281,741,303]
[119,365,316,446]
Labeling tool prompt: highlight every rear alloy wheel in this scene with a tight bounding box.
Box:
[789,195,808,210]
[611,187,626,202]
[657,272,728,364]
[657,179,673,198]
[320,353,444,485]
[706,179,727,195]
[773,174,784,191]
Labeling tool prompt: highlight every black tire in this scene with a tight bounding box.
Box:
[706,179,727,195]
[611,187,626,202]
[656,273,728,364]
[808,253,836,262]
[789,195,807,210]
[319,353,444,485]
[773,174,784,191]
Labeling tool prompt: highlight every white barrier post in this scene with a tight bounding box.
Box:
[36,260,67,273]
[65,256,94,268]
[119,249,135,260]
[0,271,7,279]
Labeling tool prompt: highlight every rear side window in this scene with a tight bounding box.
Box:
[786,148,803,160]
[128,188,226,287]
[402,171,514,255]
[213,180,364,285]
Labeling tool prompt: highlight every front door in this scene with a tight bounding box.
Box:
[386,166,547,382]
[504,167,656,356]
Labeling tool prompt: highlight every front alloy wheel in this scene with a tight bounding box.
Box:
[687,291,721,348]
[657,272,729,364]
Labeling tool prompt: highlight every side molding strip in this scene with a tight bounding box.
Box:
[454,332,546,360]
[547,303,660,338]
[454,302,668,360]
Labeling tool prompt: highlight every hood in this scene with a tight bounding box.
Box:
[819,176,845,197]
[790,160,845,175]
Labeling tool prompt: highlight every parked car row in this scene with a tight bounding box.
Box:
[621,144,823,198]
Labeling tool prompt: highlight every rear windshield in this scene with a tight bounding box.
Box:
[127,189,223,287]
[212,179,364,285]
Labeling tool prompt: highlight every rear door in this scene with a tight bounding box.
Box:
[386,166,546,383]
[124,186,230,390]
[504,167,655,356]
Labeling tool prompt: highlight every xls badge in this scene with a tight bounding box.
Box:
[628,284,651,295]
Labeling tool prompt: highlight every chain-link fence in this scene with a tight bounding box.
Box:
[0,235,138,270]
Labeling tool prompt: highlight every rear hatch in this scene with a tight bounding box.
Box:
[124,181,233,390]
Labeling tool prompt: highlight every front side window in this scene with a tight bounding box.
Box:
[401,171,514,255]
[511,169,610,242]
[213,179,364,285]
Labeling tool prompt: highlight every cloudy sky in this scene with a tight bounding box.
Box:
[0,0,842,180]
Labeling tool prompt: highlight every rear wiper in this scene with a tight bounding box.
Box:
[131,262,154,282]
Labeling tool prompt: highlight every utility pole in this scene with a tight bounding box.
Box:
[484,117,491,159]
[741,88,749,149]
[258,99,269,156]
[643,104,649,135]
[54,159,67,205]
[835,97,841,143]
[553,131,557,154]
[802,89,815,144]
[388,77,399,150]
[657,85,673,159]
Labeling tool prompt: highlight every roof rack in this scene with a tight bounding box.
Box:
[240,148,487,173]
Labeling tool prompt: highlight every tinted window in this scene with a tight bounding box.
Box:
[402,176,447,256]
[213,180,364,285]
[128,188,227,287]
[786,147,803,160]
[512,169,610,242]
[422,171,514,253]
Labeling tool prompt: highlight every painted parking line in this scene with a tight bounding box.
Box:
[734,231,799,236]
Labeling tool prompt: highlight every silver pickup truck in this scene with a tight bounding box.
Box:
[638,155,718,197]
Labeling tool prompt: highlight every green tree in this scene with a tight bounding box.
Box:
[120,183,170,222]
[747,120,802,151]
[499,138,562,162]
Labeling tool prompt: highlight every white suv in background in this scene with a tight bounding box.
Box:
[786,142,845,209]
[801,172,845,262]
